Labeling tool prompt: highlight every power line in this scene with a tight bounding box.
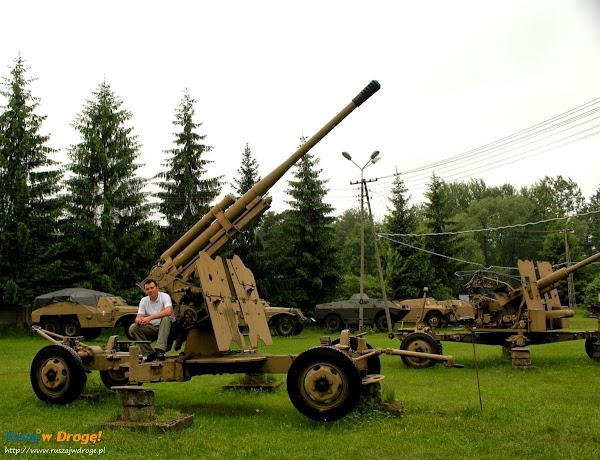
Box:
[379,208,600,238]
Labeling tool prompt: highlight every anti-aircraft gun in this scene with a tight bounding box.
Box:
[30,80,458,422]
[395,253,600,368]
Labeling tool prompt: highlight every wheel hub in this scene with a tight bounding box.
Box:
[304,364,344,403]
[40,358,67,389]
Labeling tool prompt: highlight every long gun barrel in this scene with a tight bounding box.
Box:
[159,80,381,273]
[537,251,600,293]
[159,80,381,276]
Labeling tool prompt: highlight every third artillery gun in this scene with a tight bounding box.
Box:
[396,253,600,368]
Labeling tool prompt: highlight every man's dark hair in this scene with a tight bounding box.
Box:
[144,279,158,287]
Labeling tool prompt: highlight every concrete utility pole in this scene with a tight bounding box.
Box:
[342,150,380,330]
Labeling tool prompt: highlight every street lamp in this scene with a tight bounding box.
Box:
[342,150,381,330]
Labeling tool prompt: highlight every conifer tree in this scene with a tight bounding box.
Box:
[0,55,63,310]
[280,137,340,309]
[155,89,222,247]
[229,143,262,268]
[381,173,432,299]
[64,80,156,301]
[423,173,462,297]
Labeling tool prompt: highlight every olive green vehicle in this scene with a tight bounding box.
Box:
[30,288,138,341]
[30,81,460,422]
[315,294,409,332]
[393,297,474,328]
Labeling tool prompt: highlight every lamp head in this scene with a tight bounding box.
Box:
[370,150,380,160]
[342,151,352,161]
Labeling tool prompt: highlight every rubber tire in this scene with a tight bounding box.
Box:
[294,321,304,336]
[63,319,82,337]
[324,314,343,332]
[100,369,130,388]
[287,346,362,422]
[274,316,297,337]
[30,344,87,404]
[82,328,101,341]
[585,336,600,360]
[375,313,394,332]
[399,332,440,369]
[425,311,447,328]
[41,319,60,334]
[332,337,381,375]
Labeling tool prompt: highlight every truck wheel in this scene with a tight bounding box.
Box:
[375,314,394,332]
[63,319,82,337]
[83,328,101,341]
[30,344,86,404]
[324,314,343,332]
[294,321,304,335]
[41,319,60,334]
[399,332,440,368]
[274,316,297,337]
[100,369,130,388]
[287,346,362,421]
[425,311,447,328]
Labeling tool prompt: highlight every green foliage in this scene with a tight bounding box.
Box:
[279,139,341,309]
[155,89,222,248]
[0,55,63,306]
[422,174,465,297]
[333,209,377,277]
[335,274,382,300]
[227,143,263,271]
[381,174,433,300]
[63,80,156,294]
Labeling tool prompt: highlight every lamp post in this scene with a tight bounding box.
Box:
[342,150,380,330]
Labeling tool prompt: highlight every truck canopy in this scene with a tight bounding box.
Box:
[32,288,113,311]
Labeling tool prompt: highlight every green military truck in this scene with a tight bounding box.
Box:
[30,288,139,341]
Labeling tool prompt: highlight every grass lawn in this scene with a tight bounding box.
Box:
[1,311,599,460]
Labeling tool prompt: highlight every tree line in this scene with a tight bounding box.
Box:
[1,55,599,316]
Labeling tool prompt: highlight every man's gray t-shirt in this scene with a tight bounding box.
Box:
[138,292,174,326]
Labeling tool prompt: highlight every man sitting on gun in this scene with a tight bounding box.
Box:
[128,279,174,361]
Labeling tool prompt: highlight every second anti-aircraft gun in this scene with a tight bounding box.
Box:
[395,253,600,368]
[30,80,459,422]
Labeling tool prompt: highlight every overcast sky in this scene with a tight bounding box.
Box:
[2,0,600,220]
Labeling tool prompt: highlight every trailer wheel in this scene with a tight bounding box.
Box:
[399,332,440,368]
[100,369,130,388]
[30,344,86,404]
[585,336,600,361]
[274,316,297,337]
[287,346,362,421]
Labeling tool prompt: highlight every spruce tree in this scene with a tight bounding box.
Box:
[281,137,340,309]
[0,55,63,311]
[64,80,156,301]
[381,173,432,299]
[155,89,222,248]
[229,143,262,268]
[423,173,462,297]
